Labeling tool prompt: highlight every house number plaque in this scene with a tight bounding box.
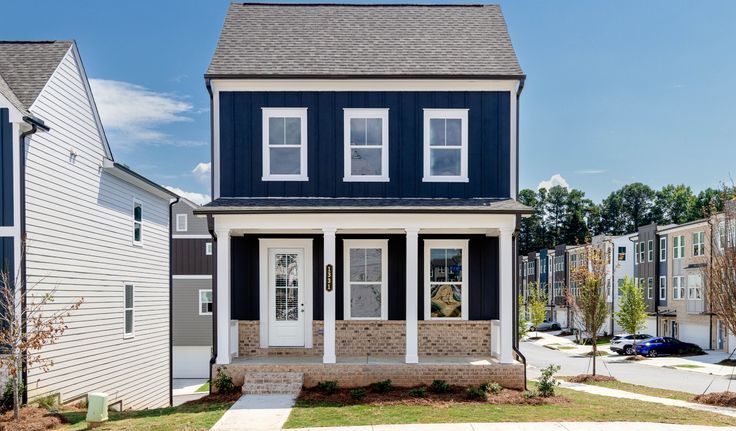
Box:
[326,264,333,292]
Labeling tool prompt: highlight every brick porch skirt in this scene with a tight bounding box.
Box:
[238,320,493,357]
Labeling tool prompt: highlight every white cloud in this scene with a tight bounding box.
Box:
[165,186,211,205]
[575,169,608,175]
[90,79,194,146]
[193,162,211,183]
[538,174,570,191]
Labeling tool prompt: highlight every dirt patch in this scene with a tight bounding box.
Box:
[625,355,647,361]
[0,407,63,431]
[298,385,567,407]
[183,390,242,405]
[581,350,609,357]
[693,392,736,408]
[526,336,543,341]
[565,374,617,383]
[718,359,736,366]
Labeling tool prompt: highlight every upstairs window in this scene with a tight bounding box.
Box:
[639,242,645,263]
[673,276,684,299]
[176,214,187,232]
[673,235,685,259]
[617,246,626,261]
[262,108,308,181]
[659,276,667,301]
[647,277,654,300]
[659,237,667,261]
[206,242,213,256]
[124,283,134,338]
[423,109,468,182]
[687,273,703,300]
[343,109,389,182]
[133,201,142,246]
[692,231,705,257]
[647,240,654,262]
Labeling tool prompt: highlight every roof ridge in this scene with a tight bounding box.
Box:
[235,2,495,7]
[0,40,74,44]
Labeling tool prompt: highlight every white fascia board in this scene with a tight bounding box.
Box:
[210,79,520,93]
[0,93,26,123]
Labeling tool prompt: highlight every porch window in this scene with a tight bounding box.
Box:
[343,240,388,320]
[199,289,213,315]
[124,283,134,338]
[262,108,308,181]
[343,109,389,182]
[422,109,468,182]
[424,240,469,320]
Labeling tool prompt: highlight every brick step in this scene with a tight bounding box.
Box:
[242,372,304,395]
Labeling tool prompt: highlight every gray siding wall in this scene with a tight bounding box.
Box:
[173,279,213,346]
[173,201,209,235]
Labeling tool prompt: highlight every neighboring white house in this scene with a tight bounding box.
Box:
[0,41,176,409]
[610,233,635,335]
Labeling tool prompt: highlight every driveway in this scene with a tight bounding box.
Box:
[522,341,736,395]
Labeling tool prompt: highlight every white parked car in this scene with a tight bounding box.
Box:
[610,333,654,355]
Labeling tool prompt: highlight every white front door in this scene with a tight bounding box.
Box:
[268,248,306,347]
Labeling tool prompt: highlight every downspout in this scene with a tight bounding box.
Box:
[168,196,179,407]
[207,214,216,394]
[18,116,49,404]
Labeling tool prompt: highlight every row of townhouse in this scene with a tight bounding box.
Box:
[519,212,735,352]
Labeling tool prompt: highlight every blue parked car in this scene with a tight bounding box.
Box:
[635,337,704,357]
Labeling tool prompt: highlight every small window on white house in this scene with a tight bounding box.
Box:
[176,214,187,232]
[124,283,134,338]
[262,108,308,181]
[133,201,142,245]
[343,109,389,182]
[425,240,468,319]
[423,109,468,182]
[659,276,667,301]
[199,289,213,315]
[659,237,667,261]
[206,242,213,256]
[343,240,388,320]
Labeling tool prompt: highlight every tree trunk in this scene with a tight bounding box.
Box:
[592,336,597,375]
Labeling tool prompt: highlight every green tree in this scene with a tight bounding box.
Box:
[518,189,546,255]
[545,185,569,246]
[615,276,648,354]
[518,294,529,340]
[528,283,547,338]
[652,184,696,225]
[563,189,593,245]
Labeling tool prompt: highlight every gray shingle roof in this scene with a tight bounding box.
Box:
[207,3,523,78]
[196,197,532,214]
[0,41,73,111]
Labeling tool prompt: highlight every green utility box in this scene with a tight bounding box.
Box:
[86,392,109,427]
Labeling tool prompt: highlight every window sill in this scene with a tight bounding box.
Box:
[343,176,390,183]
[199,312,213,316]
[262,176,309,182]
[123,334,135,339]
[422,177,469,183]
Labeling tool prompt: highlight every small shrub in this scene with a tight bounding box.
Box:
[316,380,339,395]
[466,386,488,401]
[480,382,502,395]
[371,379,393,393]
[33,394,59,410]
[430,379,451,394]
[350,388,367,400]
[537,364,561,397]
[408,387,427,398]
[0,378,26,413]
[213,368,235,394]
[522,390,537,399]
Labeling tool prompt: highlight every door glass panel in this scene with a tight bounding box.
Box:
[274,253,299,321]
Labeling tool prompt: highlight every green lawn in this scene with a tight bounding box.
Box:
[196,381,210,393]
[573,379,695,401]
[673,364,705,369]
[59,398,234,431]
[284,383,736,428]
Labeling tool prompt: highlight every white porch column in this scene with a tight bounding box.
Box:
[215,228,232,365]
[322,228,337,364]
[405,227,420,364]
[499,227,514,363]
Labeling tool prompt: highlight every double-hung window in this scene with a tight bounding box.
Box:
[176,214,187,232]
[343,109,389,182]
[618,246,626,261]
[423,109,468,182]
[124,283,134,338]
[262,108,308,181]
[647,240,654,262]
[659,276,667,301]
[692,231,705,257]
[199,289,213,315]
[639,242,645,263]
[343,240,388,320]
[647,277,654,300]
[673,235,685,259]
[133,201,142,246]
[673,276,684,299]
[425,240,468,319]
[687,273,703,300]
[659,237,667,261]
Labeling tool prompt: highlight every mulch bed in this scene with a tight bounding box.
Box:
[625,355,647,361]
[184,390,242,406]
[0,407,63,431]
[693,392,736,408]
[565,374,616,383]
[299,385,567,407]
[718,359,736,367]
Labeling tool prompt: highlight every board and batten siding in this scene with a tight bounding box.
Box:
[23,48,169,409]
[218,91,511,199]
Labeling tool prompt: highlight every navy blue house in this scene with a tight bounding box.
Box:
[198,3,530,389]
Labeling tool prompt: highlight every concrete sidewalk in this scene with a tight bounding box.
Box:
[287,423,732,431]
[209,394,296,431]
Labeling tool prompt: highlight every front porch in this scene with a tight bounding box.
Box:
[209,210,520,387]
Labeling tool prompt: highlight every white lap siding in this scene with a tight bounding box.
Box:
[23,47,169,409]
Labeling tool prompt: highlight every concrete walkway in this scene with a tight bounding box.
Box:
[559,380,736,418]
[209,394,296,431]
[288,423,732,431]
[173,378,208,406]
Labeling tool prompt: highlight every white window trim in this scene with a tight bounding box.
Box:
[647,240,654,262]
[124,283,135,339]
[261,107,309,181]
[659,276,667,301]
[673,235,685,259]
[342,239,389,320]
[199,289,213,316]
[647,277,654,300]
[132,199,142,247]
[659,237,667,261]
[343,108,389,182]
[424,239,469,320]
[673,276,684,300]
[206,242,213,256]
[422,109,469,183]
[693,231,705,257]
[176,213,188,232]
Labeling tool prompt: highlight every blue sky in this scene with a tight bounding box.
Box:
[2,0,735,203]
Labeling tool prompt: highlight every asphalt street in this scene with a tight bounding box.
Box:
[521,341,736,394]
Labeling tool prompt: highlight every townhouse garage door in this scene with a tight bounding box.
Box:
[678,321,710,350]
